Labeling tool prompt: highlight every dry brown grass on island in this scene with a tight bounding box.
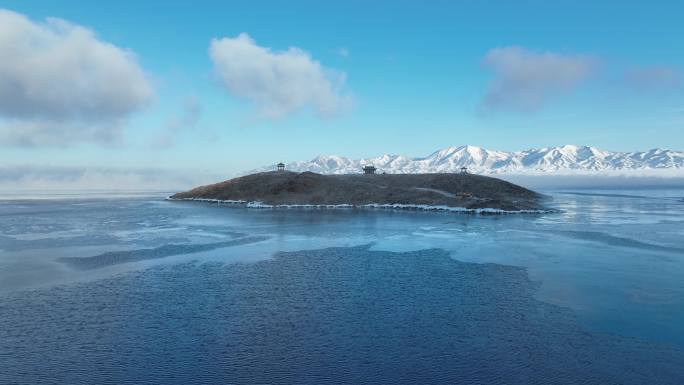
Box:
[171,171,546,211]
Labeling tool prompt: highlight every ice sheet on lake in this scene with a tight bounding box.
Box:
[545,230,684,254]
[58,236,269,270]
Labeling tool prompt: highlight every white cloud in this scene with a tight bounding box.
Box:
[0,9,154,146]
[209,33,352,118]
[0,119,123,147]
[481,46,596,112]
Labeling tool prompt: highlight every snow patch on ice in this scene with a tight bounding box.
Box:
[169,197,552,215]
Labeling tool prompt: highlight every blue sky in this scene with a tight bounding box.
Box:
[1,0,683,185]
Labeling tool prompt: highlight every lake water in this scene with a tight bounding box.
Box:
[1,189,683,384]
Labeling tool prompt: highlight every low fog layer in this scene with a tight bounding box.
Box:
[2,165,683,193]
[500,174,684,190]
[0,165,225,193]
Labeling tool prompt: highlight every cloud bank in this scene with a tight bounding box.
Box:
[0,9,153,146]
[209,33,352,118]
[481,46,596,112]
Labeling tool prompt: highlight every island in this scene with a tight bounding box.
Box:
[170,171,549,213]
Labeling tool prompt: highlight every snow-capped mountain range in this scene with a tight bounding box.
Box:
[251,145,684,176]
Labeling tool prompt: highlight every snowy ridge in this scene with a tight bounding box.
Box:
[251,145,684,175]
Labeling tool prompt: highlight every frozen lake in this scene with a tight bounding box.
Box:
[1,189,683,384]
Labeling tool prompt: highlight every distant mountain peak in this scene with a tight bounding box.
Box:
[250,145,684,176]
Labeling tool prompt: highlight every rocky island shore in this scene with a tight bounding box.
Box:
[170,171,549,213]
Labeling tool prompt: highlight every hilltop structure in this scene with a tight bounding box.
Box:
[363,165,377,174]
